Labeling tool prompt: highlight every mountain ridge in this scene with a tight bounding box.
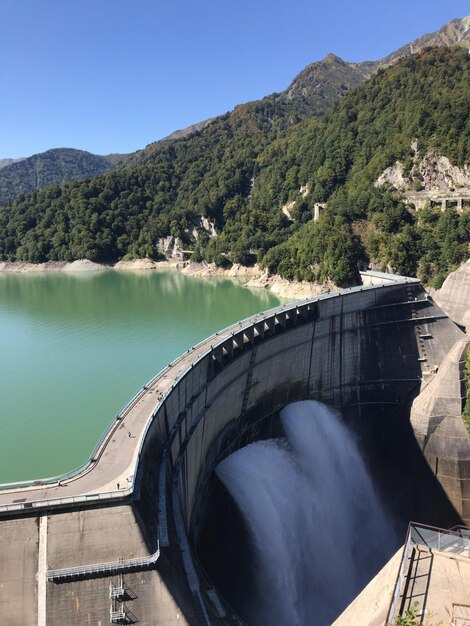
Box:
[3,14,470,203]
[0,19,469,289]
[125,14,470,167]
[0,148,128,205]
[275,14,470,116]
[0,158,25,170]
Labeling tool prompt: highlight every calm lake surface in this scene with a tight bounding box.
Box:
[0,270,282,483]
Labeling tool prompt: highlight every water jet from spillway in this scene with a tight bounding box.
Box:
[215,400,398,625]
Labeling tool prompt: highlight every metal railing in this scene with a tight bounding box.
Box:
[410,523,470,557]
[0,485,134,514]
[110,608,126,623]
[386,522,470,624]
[0,277,421,513]
[47,541,160,582]
[110,581,125,599]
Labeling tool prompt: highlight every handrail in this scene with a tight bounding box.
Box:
[386,524,413,625]
[0,277,420,507]
[408,520,470,541]
[0,485,134,514]
[47,541,160,581]
[386,522,470,624]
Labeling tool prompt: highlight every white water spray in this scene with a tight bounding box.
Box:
[216,400,396,625]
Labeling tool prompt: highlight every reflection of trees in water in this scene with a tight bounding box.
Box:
[0,270,281,482]
[0,271,280,328]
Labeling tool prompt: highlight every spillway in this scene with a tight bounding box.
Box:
[0,276,468,626]
[215,400,397,625]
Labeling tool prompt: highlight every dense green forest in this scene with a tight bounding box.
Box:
[0,48,469,286]
[0,148,123,205]
[0,52,364,266]
[255,47,470,285]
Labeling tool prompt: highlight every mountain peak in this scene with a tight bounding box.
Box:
[323,53,344,63]
[380,14,470,66]
[448,14,470,42]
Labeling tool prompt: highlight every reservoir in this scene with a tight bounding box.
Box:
[0,270,281,483]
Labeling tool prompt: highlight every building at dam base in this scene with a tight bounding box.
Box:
[0,274,468,625]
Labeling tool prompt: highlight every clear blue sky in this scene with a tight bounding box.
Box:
[1,0,469,158]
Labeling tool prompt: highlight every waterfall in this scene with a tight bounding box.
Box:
[215,400,397,625]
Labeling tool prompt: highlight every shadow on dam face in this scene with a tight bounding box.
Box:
[144,282,466,624]
[190,398,460,625]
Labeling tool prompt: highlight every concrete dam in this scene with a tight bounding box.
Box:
[0,276,468,625]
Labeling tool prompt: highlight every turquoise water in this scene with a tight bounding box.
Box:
[0,270,281,483]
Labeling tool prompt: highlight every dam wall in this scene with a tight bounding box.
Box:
[0,278,467,626]
[135,279,466,622]
[433,259,470,330]
[411,338,470,524]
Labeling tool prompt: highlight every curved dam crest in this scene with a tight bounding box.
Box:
[0,276,467,626]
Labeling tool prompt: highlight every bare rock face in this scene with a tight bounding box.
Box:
[281,202,295,221]
[418,152,470,192]
[183,216,218,240]
[156,236,185,259]
[376,150,470,194]
[194,216,217,238]
[375,161,409,190]
[434,260,470,331]
[280,184,311,222]
[63,259,105,272]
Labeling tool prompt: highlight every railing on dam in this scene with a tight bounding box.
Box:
[386,522,470,624]
[47,542,160,582]
[0,275,425,515]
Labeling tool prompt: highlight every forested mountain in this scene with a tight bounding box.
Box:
[0,158,24,170]
[0,148,126,204]
[125,52,377,170]
[257,47,470,286]
[0,17,469,287]
[260,13,470,126]
[98,15,470,166]
[2,15,469,204]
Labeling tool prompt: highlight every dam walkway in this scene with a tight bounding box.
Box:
[0,303,263,513]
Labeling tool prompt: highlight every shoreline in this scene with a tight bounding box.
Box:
[0,258,335,300]
[0,258,181,273]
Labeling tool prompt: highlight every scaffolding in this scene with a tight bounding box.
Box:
[110,575,125,600]
[110,605,127,623]
[110,574,128,623]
